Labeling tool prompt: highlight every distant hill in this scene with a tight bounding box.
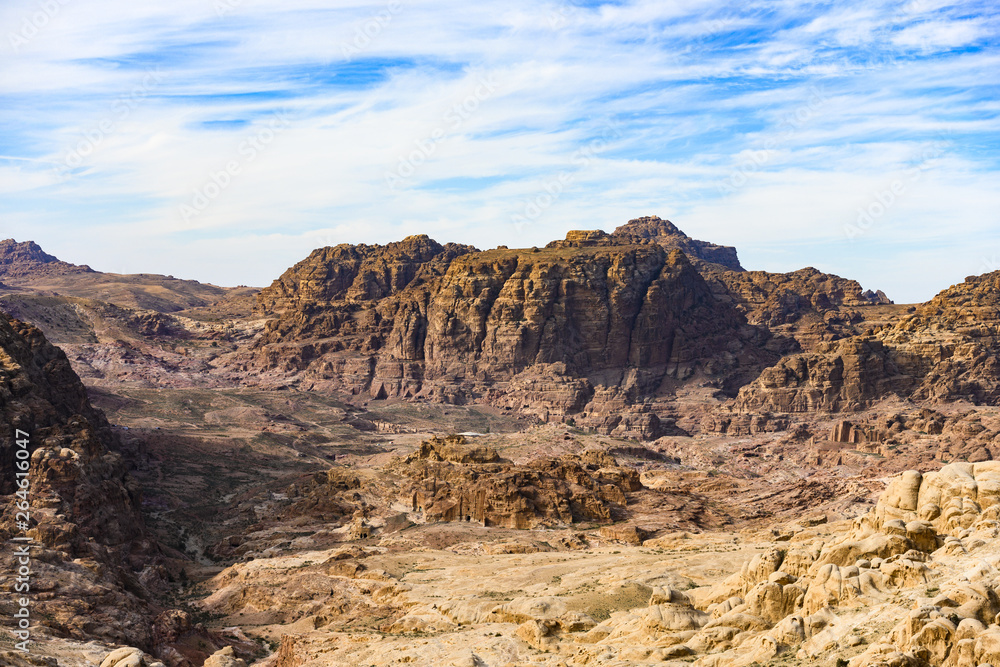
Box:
[0,238,256,313]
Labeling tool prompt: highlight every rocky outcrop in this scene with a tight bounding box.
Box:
[245,217,915,433]
[274,437,644,531]
[0,238,94,279]
[0,312,162,647]
[703,411,791,436]
[100,647,166,667]
[248,227,780,435]
[863,289,893,305]
[685,462,1000,666]
[400,443,643,529]
[543,216,744,272]
[609,215,744,270]
[728,336,902,413]
[704,266,886,328]
[202,646,248,667]
[727,271,1000,415]
[414,435,503,464]
[253,234,476,315]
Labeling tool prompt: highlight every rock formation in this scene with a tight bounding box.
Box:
[398,437,643,529]
[241,216,915,439]
[704,266,889,328]
[247,224,782,436]
[192,463,1000,667]
[608,215,744,271]
[728,271,1000,417]
[0,312,158,646]
[253,234,476,314]
[271,436,644,532]
[0,312,234,664]
[0,238,94,279]
[0,238,249,313]
[684,461,1000,666]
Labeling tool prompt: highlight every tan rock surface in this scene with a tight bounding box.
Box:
[729,271,1000,417]
[243,221,781,433]
[166,463,1000,666]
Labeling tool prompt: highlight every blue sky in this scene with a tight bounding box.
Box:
[1,0,998,302]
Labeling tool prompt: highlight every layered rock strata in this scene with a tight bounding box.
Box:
[0,312,155,645]
[729,271,1000,416]
[0,313,234,664]
[248,227,781,435]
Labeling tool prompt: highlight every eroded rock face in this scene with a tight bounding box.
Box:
[247,227,779,434]
[401,445,643,529]
[728,271,1000,415]
[705,266,886,328]
[0,313,247,664]
[254,234,476,315]
[686,462,1000,666]
[609,215,744,271]
[0,313,159,647]
[244,217,915,435]
[0,238,94,279]
[278,437,644,531]
[414,435,503,464]
[100,647,166,667]
[729,337,901,413]
[421,246,746,386]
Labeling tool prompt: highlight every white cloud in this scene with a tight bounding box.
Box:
[893,19,989,49]
[0,0,996,304]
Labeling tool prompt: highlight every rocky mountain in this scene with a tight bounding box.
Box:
[243,217,912,438]
[728,270,1000,418]
[254,234,476,314]
[0,311,154,645]
[0,238,94,279]
[607,215,744,270]
[588,217,893,331]
[0,312,237,665]
[705,265,893,330]
[2,223,900,430]
[246,224,790,438]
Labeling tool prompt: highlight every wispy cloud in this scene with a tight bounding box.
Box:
[0,0,997,302]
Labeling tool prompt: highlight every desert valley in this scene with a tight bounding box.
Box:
[2,216,1000,667]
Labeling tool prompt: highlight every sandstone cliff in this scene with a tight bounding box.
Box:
[0,312,164,646]
[0,313,247,667]
[253,234,476,315]
[704,265,892,329]
[248,228,782,437]
[398,437,643,529]
[609,215,744,271]
[728,270,1000,417]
